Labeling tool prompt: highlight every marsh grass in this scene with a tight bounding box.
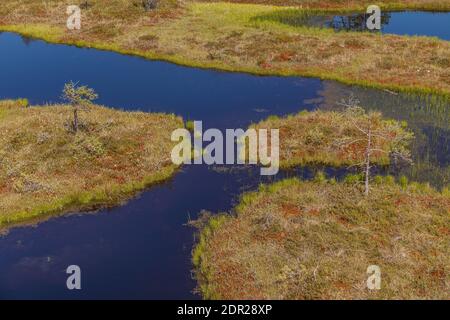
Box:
[0,99,184,231]
[193,177,450,299]
[250,109,413,168]
[1,1,449,96]
[196,0,450,11]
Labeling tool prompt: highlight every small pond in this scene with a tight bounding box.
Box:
[262,11,450,40]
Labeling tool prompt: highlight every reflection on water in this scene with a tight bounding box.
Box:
[315,82,449,187]
[0,32,448,299]
[279,11,392,31]
[325,12,391,31]
[255,11,450,40]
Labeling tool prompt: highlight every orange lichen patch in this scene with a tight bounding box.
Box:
[333,280,351,291]
[280,203,302,216]
[438,227,450,236]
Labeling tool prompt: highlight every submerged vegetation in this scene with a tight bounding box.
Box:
[193,177,450,299]
[315,82,449,188]
[0,99,183,230]
[0,1,449,95]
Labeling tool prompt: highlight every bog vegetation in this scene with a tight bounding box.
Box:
[192,107,448,299]
[0,98,183,230]
[0,1,449,95]
[250,105,413,169]
[196,0,450,11]
[193,177,450,299]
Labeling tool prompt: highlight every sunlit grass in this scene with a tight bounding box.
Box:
[196,0,450,11]
[0,1,449,96]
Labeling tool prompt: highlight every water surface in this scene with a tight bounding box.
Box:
[259,11,450,40]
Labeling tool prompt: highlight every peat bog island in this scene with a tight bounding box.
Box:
[0,0,448,305]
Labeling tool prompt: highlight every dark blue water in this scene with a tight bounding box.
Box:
[0,32,448,299]
[0,32,321,129]
[382,11,450,39]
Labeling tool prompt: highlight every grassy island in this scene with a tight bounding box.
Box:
[250,109,413,168]
[193,178,450,299]
[0,99,183,230]
[0,1,449,95]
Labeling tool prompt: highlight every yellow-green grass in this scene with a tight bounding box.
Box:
[0,99,183,231]
[197,0,450,11]
[193,177,450,299]
[1,1,449,97]
[250,109,413,168]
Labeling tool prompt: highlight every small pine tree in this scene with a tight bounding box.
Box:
[62,81,98,134]
[336,94,413,195]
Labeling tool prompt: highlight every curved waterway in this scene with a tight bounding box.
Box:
[0,32,448,299]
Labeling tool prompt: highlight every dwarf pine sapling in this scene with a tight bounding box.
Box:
[336,94,413,195]
[62,81,98,133]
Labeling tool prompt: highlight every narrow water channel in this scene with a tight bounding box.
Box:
[0,32,448,299]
